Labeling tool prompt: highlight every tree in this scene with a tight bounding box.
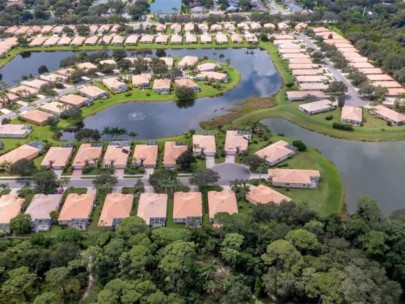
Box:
[1,266,36,302]
[328,81,348,95]
[242,154,267,172]
[75,128,101,142]
[220,282,252,304]
[112,49,127,61]
[34,170,59,194]
[32,292,61,304]
[45,267,71,296]
[10,214,31,235]
[60,106,81,119]
[38,65,49,75]
[155,49,166,57]
[149,169,179,193]
[93,172,118,194]
[10,158,37,176]
[175,86,196,102]
[220,233,244,267]
[337,94,346,108]
[292,140,307,151]
[77,25,90,36]
[285,229,320,252]
[175,150,196,170]
[46,116,59,128]
[189,169,220,188]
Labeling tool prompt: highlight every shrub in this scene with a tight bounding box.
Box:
[332,122,354,131]
[292,140,307,151]
[325,115,333,121]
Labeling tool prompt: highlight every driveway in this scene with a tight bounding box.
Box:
[114,169,125,178]
[206,156,215,168]
[72,170,82,179]
[211,163,251,186]
[298,34,368,107]
[225,155,235,163]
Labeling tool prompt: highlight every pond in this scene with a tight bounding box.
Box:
[150,0,182,14]
[261,117,405,214]
[59,48,282,140]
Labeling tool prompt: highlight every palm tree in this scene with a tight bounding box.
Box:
[102,127,112,138]
[200,260,218,280]
[128,131,137,139]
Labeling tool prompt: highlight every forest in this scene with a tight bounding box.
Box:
[0,197,404,304]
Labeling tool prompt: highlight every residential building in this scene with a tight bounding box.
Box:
[0,195,24,232]
[25,194,62,231]
[155,34,169,44]
[0,124,32,138]
[59,94,90,107]
[58,193,95,230]
[0,143,41,167]
[102,77,128,93]
[102,143,130,168]
[8,85,39,98]
[185,34,197,44]
[208,190,238,223]
[140,34,154,44]
[255,140,297,166]
[76,62,97,71]
[192,134,216,156]
[99,59,117,66]
[111,35,124,45]
[268,169,321,189]
[72,143,103,170]
[231,34,243,43]
[195,71,228,82]
[286,91,326,101]
[341,106,363,126]
[178,56,199,69]
[98,193,133,229]
[299,100,335,115]
[137,193,168,227]
[171,34,183,44]
[70,36,86,46]
[246,184,291,205]
[216,33,228,44]
[299,83,329,91]
[19,110,52,126]
[160,57,174,68]
[370,105,405,126]
[79,85,109,100]
[153,79,171,94]
[132,74,151,88]
[173,192,203,227]
[163,142,188,168]
[40,101,69,116]
[174,78,200,92]
[125,35,139,45]
[41,146,74,170]
[133,144,158,168]
[224,130,251,155]
[197,63,220,72]
[21,79,48,90]
[39,73,67,83]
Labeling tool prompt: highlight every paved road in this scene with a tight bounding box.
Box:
[298,34,368,107]
[211,163,251,185]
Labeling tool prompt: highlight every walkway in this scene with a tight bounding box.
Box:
[298,34,368,107]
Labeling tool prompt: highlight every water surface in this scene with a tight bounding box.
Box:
[150,0,181,14]
[262,117,405,213]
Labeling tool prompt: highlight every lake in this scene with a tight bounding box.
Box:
[150,0,182,14]
[261,117,405,214]
[60,48,282,140]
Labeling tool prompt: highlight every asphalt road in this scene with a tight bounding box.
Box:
[298,34,368,107]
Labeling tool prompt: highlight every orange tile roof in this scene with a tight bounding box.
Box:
[246,184,291,205]
[341,106,363,123]
[173,192,202,219]
[102,144,130,167]
[72,144,103,168]
[163,142,188,167]
[192,135,216,154]
[0,195,24,224]
[98,193,133,227]
[208,190,238,219]
[59,94,89,107]
[255,140,295,164]
[133,144,158,167]
[137,193,168,225]
[20,110,52,125]
[58,193,95,222]
[225,130,249,153]
[268,169,320,184]
[41,146,73,168]
[25,194,62,221]
[0,144,39,165]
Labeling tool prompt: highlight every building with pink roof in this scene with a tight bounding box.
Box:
[341,106,363,126]
[173,192,203,227]
[137,193,168,227]
[370,105,405,126]
[59,94,90,107]
[208,190,238,222]
[98,193,133,228]
[192,134,216,156]
[25,194,62,231]
[224,130,251,155]
[41,146,74,170]
[102,143,130,169]
[20,110,52,126]
[174,78,200,92]
[0,195,24,232]
[133,144,158,168]
[58,193,95,230]
[246,184,291,205]
[163,142,188,168]
[255,140,297,166]
[268,169,321,189]
[72,144,103,170]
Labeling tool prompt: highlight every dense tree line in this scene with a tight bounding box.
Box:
[0,197,404,303]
